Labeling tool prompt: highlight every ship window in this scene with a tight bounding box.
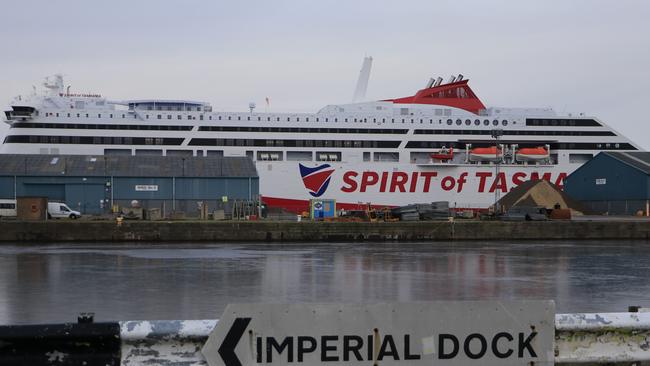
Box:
[247,116,250,121]
[98,114,102,118]
[288,117,291,122]
[178,115,182,120]
[297,117,300,122]
[277,117,280,122]
[77,113,80,118]
[484,119,490,126]
[257,117,261,121]
[110,114,113,118]
[145,115,149,119]
[447,119,453,125]
[228,116,231,120]
[200,115,204,120]
[67,113,70,117]
[167,115,172,120]
[492,119,498,126]
[354,118,357,122]
[85,114,89,118]
[188,115,192,120]
[122,114,125,118]
[474,119,480,125]
[455,119,462,125]
[502,120,508,126]
[465,119,471,126]
[157,115,161,119]
[56,113,59,117]
[306,118,309,122]
[238,116,241,121]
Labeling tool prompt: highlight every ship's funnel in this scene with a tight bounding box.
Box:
[352,56,373,103]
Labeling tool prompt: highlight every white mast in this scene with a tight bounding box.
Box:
[352,56,373,103]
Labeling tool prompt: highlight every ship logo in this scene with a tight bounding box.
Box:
[299,163,334,197]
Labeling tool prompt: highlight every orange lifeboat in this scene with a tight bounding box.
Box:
[469,146,503,162]
[431,147,454,160]
[516,146,549,161]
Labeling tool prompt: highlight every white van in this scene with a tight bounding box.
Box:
[48,202,81,219]
[0,199,17,218]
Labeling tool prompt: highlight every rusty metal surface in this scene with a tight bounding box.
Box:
[118,314,650,365]
[120,320,217,366]
[555,312,650,365]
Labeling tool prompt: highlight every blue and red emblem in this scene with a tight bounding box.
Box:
[299,163,335,197]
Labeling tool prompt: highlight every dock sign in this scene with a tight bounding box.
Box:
[202,301,555,366]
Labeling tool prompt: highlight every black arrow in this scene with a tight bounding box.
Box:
[218,317,252,366]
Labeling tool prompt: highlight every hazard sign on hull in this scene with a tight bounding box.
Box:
[202,301,555,366]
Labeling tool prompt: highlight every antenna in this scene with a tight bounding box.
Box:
[352,56,373,103]
[249,102,256,113]
[456,74,463,82]
[425,78,435,88]
[434,77,443,86]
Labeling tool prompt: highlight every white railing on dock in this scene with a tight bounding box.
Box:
[119,312,650,365]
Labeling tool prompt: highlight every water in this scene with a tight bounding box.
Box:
[0,240,649,325]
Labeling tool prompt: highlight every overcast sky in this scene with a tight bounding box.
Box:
[1,0,649,149]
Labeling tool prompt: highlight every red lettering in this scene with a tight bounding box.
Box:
[555,172,568,189]
[389,172,408,192]
[341,171,358,192]
[409,172,419,192]
[360,172,379,192]
[420,172,438,192]
[379,172,389,192]
[512,172,527,186]
[489,172,508,193]
[476,172,492,193]
[530,172,552,182]
[456,172,468,192]
[441,176,455,191]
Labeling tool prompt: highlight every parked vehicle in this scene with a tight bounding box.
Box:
[0,199,17,218]
[48,202,81,219]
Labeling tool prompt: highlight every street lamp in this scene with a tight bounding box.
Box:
[491,128,503,214]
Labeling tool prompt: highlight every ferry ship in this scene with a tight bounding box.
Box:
[1,70,641,212]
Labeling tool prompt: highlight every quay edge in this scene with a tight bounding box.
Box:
[0,220,649,242]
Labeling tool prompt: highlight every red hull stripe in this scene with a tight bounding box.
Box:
[261,196,488,215]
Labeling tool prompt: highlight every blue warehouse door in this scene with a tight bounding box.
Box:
[65,184,105,215]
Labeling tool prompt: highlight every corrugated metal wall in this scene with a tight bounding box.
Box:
[0,175,259,216]
[565,153,650,215]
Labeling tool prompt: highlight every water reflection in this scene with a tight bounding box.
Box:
[0,241,649,324]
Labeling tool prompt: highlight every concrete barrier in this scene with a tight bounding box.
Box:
[0,220,650,242]
[2,312,648,365]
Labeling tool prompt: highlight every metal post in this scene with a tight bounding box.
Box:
[110,176,114,210]
[13,175,17,201]
[172,177,176,211]
[491,129,503,214]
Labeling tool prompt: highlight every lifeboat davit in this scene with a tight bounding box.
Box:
[431,147,454,160]
[516,146,550,161]
[469,146,503,162]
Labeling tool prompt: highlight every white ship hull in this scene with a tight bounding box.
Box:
[2,73,641,213]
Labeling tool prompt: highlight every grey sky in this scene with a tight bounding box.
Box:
[1,0,649,148]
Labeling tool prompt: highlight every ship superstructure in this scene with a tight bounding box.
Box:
[2,74,640,211]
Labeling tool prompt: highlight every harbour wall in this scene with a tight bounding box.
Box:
[1,220,649,242]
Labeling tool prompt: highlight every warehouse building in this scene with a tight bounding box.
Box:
[0,155,258,216]
[564,152,650,215]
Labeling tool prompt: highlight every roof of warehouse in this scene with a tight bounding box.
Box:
[604,152,650,175]
[0,155,258,177]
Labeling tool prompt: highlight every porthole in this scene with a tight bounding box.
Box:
[502,120,508,126]
[446,119,453,125]
[483,119,489,126]
[465,119,471,126]
[455,119,462,125]
[492,120,499,126]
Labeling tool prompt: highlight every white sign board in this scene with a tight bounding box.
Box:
[202,301,555,366]
[595,178,607,185]
[135,185,158,191]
